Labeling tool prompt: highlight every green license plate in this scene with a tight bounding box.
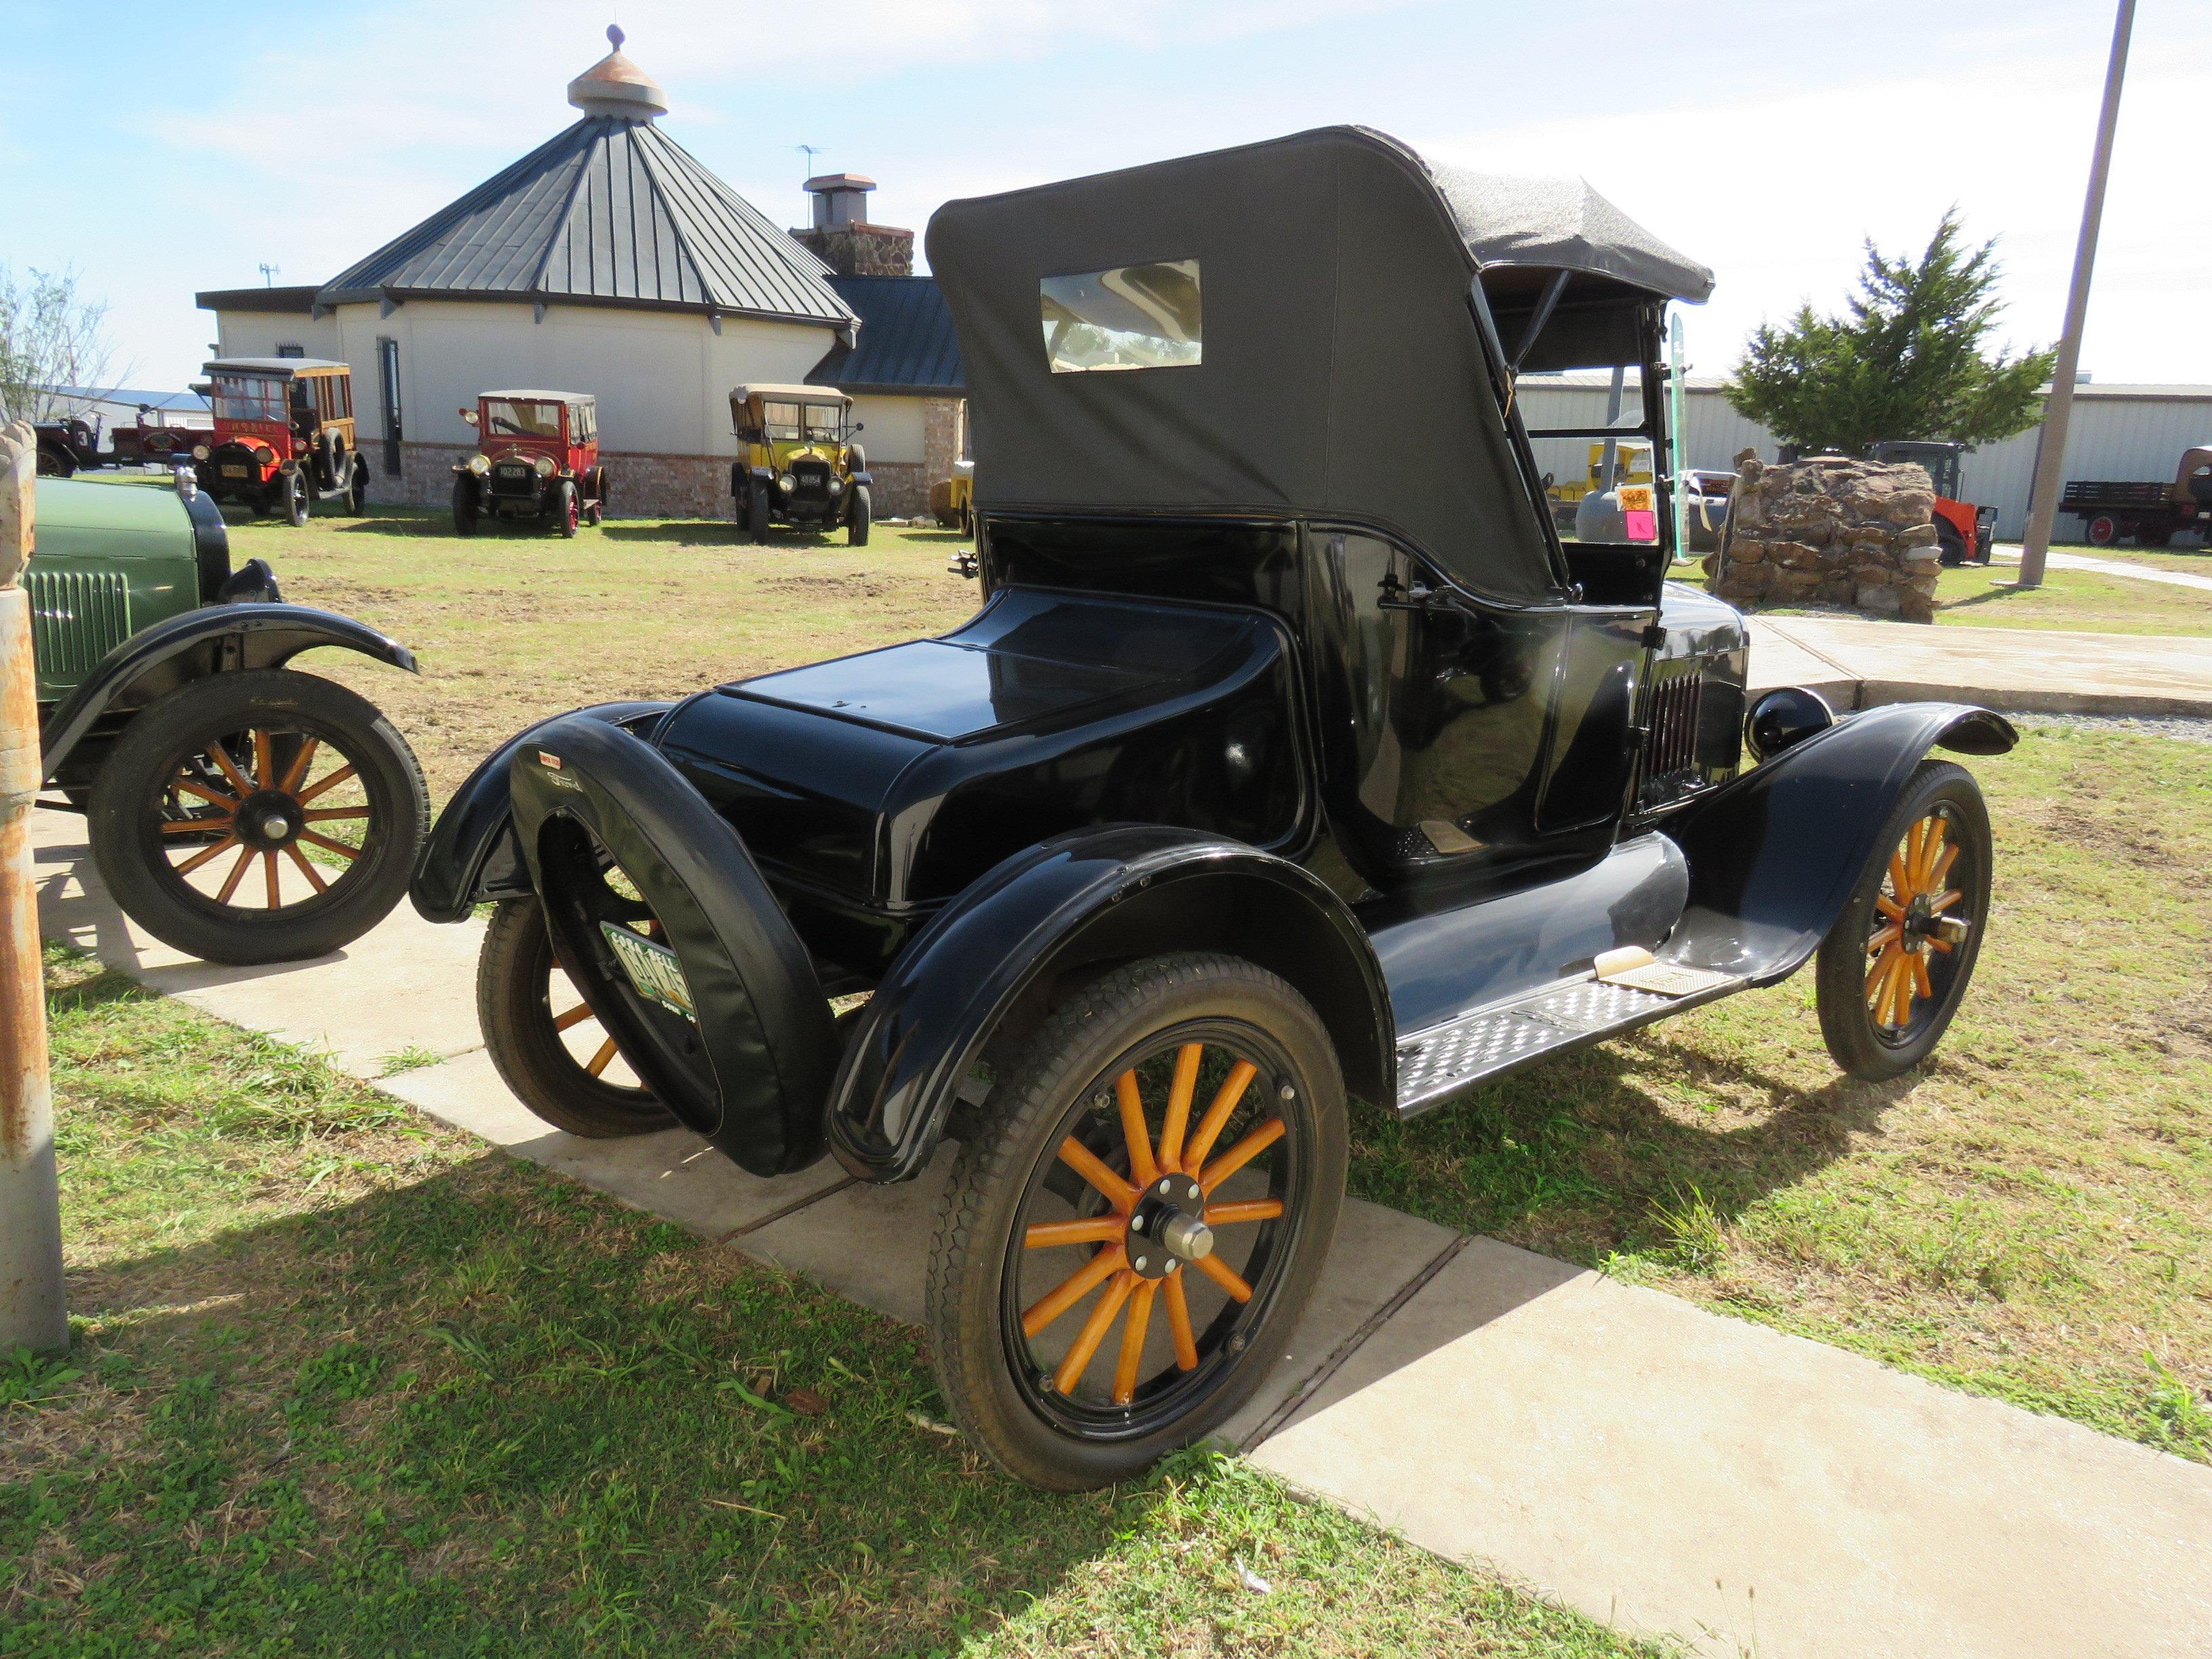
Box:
[600,922,694,1021]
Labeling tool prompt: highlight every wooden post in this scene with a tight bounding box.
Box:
[0,418,67,1355]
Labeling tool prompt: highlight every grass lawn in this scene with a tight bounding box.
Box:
[5,949,1654,1658]
[1349,723,2212,1461]
[1756,559,2212,636]
[2040,542,2212,578]
[221,505,983,798]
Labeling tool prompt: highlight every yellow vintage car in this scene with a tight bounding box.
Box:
[929,459,975,533]
[729,384,870,545]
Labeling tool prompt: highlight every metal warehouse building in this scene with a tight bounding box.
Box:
[1519,373,2212,541]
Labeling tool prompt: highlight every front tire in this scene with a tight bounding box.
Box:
[87,670,429,964]
[283,470,309,527]
[452,476,479,537]
[847,483,872,547]
[1814,760,1992,1081]
[477,899,678,1138]
[927,953,1346,1490]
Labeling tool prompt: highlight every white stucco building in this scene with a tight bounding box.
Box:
[198,31,962,517]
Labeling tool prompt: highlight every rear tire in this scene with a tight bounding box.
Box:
[346,457,367,515]
[927,953,1345,1490]
[477,899,678,1138]
[2086,514,2120,547]
[847,484,872,548]
[1814,760,1992,1081]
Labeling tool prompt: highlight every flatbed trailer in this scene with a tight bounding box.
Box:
[2062,447,2212,547]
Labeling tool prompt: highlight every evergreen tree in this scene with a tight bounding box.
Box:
[1726,212,2055,455]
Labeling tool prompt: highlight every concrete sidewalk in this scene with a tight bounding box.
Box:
[1748,615,2212,717]
[33,808,2212,1658]
[1992,544,2212,594]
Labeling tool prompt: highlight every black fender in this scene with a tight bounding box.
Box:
[39,602,417,783]
[510,713,839,1177]
[1664,699,2017,985]
[408,700,673,922]
[825,825,1393,1183]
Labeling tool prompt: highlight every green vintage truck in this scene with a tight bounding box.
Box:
[30,475,429,962]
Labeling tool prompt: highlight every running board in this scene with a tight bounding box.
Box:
[1393,966,1742,1118]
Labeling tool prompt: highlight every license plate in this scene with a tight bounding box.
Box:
[221,465,249,477]
[600,922,694,1021]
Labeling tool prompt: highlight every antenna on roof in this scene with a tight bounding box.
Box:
[258,262,280,287]
[791,144,827,182]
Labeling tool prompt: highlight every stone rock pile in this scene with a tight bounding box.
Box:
[1709,451,1944,623]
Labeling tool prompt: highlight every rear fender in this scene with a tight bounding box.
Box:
[408,700,674,922]
[826,826,1392,1183]
[1664,700,2016,983]
[510,713,840,1176]
[39,602,416,783]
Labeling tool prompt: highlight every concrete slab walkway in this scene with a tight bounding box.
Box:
[1747,615,2212,716]
[32,808,2212,1657]
[1992,543,2212,594]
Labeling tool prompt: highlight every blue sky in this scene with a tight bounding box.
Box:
[5,0,2206,393]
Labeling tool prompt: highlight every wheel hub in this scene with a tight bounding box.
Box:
[237,790,300,848]
[1126,1172,1210,1279]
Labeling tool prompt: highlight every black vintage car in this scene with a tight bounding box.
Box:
[411,127,2013,1491]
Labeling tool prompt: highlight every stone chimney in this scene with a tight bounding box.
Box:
[792,173,914,276]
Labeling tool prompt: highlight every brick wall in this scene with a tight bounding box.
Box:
[375,443,731,520]
[867,462,926,518]
[790,224,914,277]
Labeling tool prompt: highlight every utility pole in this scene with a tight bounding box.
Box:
[2017,0,2135,589]
[1,419,67,1356]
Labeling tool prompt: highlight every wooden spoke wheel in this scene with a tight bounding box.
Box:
[1816,760,1992,1080]
[476,897,677,1138]
[88,669,428,965]
[928,954,1345,1490]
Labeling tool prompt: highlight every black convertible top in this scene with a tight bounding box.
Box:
[926,126,1710,603]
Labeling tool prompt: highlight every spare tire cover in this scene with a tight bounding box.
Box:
[508,712,839,1176]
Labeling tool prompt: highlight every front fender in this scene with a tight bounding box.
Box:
[1665,699,2016,984]
[825,825,1392,1183]
[408,700,674,922]
[39,602,416,783]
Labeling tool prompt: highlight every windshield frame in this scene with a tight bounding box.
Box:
[481,398,567,442]
[211,373,289,425]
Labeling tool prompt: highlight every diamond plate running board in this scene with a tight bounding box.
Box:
[1393,972,1741,1118]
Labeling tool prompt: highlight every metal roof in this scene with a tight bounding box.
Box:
[203,358,348,375]
[194,284,320,314]
[316,116,857,330]
[807,276,963,396]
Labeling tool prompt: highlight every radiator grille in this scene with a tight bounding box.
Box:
[26,567,132,686]
[1634,670,1704,808]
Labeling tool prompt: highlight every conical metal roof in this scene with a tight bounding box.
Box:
[315,116,857,329]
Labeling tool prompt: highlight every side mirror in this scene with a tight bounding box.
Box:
[460,408,479,426]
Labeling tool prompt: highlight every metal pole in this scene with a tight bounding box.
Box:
[0,419,67,1356]
[2017,0,2135,589]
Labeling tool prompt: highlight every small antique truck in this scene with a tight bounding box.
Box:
[729,385,871,545]
[411,127,2013,1491]
[33,474,428,962]
[191,359,368,525]
[453,391,607,537]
